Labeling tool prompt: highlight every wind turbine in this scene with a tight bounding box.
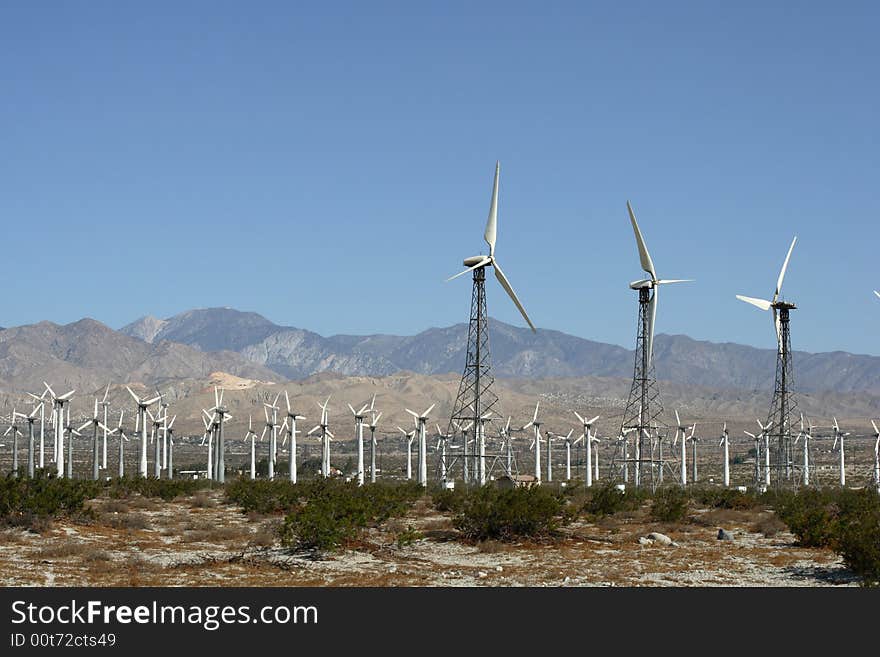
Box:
[560,430,577,481]
[673,410,692,486]
[26,391,47,469]
[98,383,111,470]
[871,420,880,493]
[62,408,83,479]
[43,383,75,476]
[201,410,215,480]
[497,416,515,477]
[4,410,23,477]
[523,402,543,483]
[794,414,813,487]
[446,162,536,485]
[263,394,281,479]
[720,423,730,487]
[454,420,473,484]
[280,390,306,483]
[687,424,699,483]
[621,203,692,487]
[406,404,435,487]
[307,396,333,477]
[832,417,849,487]
[397,425,416,480]
[76,398,114,481]
[164,414,176,479]
[591,432,601,482]
[261,403,280,480]
[436,423,454,484]
[349,401,372,486]
[757,419,771,488]
[208,387,232,483]
[737,237,799,487]
[115,411,128,478]
[246,415,258,480]
[366,409,381,484]
[126,386,161,478]
[146,405,165,478]
[156,390,169,472]
[743,428,762,489]
[574,412,599,487]
[16,405,42,478]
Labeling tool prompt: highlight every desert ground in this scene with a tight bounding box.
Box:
[0,487,858,588]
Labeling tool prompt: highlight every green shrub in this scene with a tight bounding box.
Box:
[279,479,422,552]
[690,486,760,510]
[774,488,841,548]
[0,473,100,527]
[224,478,302,514]
[107,477,211,501]
[581,482,647,518]
[453,485,569,541]
[396,525,422,548]
[834,489,880,586]
[432,487,465,513]
[650,486,689,522]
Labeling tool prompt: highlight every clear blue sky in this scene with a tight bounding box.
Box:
[1,2,878,355]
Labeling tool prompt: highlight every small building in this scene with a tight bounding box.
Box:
[495,474,538,490]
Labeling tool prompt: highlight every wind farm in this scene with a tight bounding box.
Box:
[2,3,880,591]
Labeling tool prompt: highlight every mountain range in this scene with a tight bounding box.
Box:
[0,307,876,399]
[116,307,880,393]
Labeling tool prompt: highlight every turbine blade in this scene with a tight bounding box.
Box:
[736,295,773,311]
[484,161,499,256]
[774,236,797,302]
[493,260,535,331]
[626,201,656,279]
[646,285,658,364]
[656,279,694,285]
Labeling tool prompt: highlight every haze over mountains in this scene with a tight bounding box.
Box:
[117,308,879,393]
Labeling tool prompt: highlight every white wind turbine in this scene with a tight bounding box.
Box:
[406,404,435,487]
[573,412,599,487]
[454,420,473,484]
[736,236,798,347]
[871,420,880,493]
[719,423,730,487]
[246,415,258,480]
[560,430,578,481]
[43,383,75,476]
[522,402,543,483]
[687,424,700,483]
[626,201,693,367]
[794,414,813,486]
[349,401,372,486]
[446,161,536,332]
[397,425,416,480]
[673,410,693,486]
[146,404,165,478]
[280,390,306,483]
[497,416,514,477]
[62,407,83,479]
[591,432,601,482]
[164,415,177,479]
[757,419,771,488]
[26,391,47,469]
[832,417,849,487]
[307,396,334,477]
[5,410,23,477]
[263,394,281,479]
[15,405,41,478]
[743,427,764,489]
[366,409,382,484]
[207,387,233,483]
[126,386,161,478]
[260,402,280,480]
[98,383,111,470]
[436,423,454,484]
[115,411,128,478]
[76,398,114,481]
[156,390,169,472]
[201,411,215,480]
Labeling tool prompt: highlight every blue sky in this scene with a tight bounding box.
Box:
[1,2,878,355]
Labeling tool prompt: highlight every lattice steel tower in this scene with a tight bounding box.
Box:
[613,202,691,490]
[444,162,536,485]
[736,236,799,490]
[764,301,799,488]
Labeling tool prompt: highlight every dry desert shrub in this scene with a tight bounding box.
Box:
[81,548,112,563]
[101,499,130,514]
[39,539,91,559]
[753,513,787,538]
[127,496,160,511]
[102,512,151,531]
[188,492,216,509]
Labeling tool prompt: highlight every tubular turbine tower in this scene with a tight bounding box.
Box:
[445,162,536,484]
